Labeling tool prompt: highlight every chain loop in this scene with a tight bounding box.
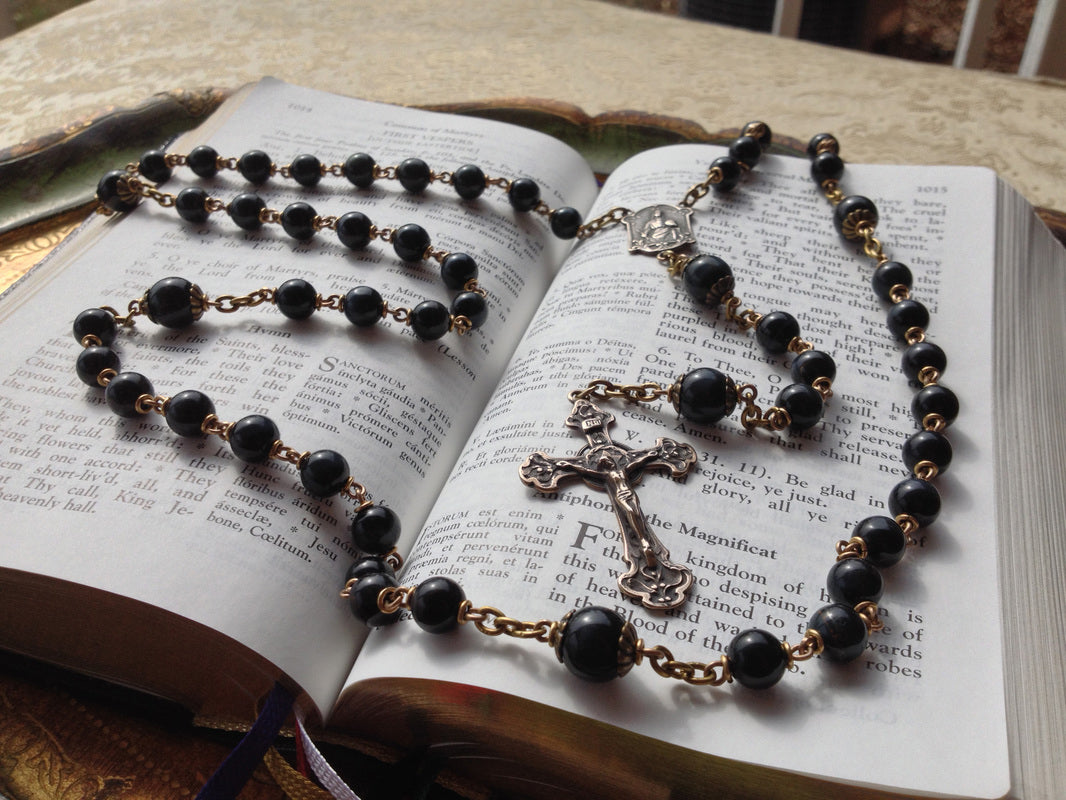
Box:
[576,206,630,239]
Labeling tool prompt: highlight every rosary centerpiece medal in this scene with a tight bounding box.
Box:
[519,397,697,610]
[623,204,696,254]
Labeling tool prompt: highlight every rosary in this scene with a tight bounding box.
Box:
[80,124,955,691]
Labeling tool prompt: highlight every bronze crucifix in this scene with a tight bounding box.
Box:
[519,398,697,610]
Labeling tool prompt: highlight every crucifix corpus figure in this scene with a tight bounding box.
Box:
[519,398,698,610]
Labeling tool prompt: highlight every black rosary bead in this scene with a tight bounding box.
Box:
[391,223,431,263]
[675,368,738,426]
[901,341,946,382]
[280,202,318,241]
[902,430,953,474]
[187,145,220,178]
[397,158,431,193]
[827,558,884,605]
[450,291,488,330]
[853,516,907,568]
[96,170,141,213]
[886,298,929,340]
[228,193,267,231]
[833,195,878,240]
[888,478,941,527]
[345,555,395,582]
[409,300,452,341]
[555,606,633,682]
[76,346,120,386]
[175,187,210,224]
[790,349,836,385]
[348,572,401,627]
[343,286,384,328]
[73,308,117,346]
[237,149,273,185]
[164,389,215,437]
[145,277,204,330]
[228,414,280,463]
[139,150,172,184]
[682,254,734,307]
[744,120,772,151]
[342,153,376,188]
[275,278,318,320]
[810,151,845,184]
[912,384,959,427]
[299,449,350,498]
[728,135,762,169]
[871,260,912,302]
[805,133,839,159]
[755,311,800,354]
[451,164,486,200]
[726,629,788,690]
[289,154,322,187]
[508,178,541,212]
[104,371,153,418]
[410,577,466,634]
[440,252,478,290]
[711,156,742,192]
[776,383,823,431]
[549,207,583,239]
[807,603,867,662]
[335,211,373,250]
[350,505,401,554]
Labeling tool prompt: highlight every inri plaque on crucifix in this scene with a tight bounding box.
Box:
[519,398,697,610]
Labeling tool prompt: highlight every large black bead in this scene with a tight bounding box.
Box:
[743,120,772,151]
[886,299,929,340]
[175,187,210,223]
[902,429,952,473]
[755,311,800,354]
[912,384,959,427]
[888,478,941,527]
[300,449,350,498]
[275,278,318,320]
[342,153,376,188]
[343,286,384,327]
[728,135,762,168]
[808,603,868,662]
[164,390,215,437]
[810,151,844,184]
[871,260,912,302]
[96,170,140,213]
[289,154,322,187]
[776,383,823,431]
[556,606,631,682]
[409,300,452,341]
[901,341,946,382]
[139,149,172,184]
[397,157,431,192]
[806,133,839,158]
[451,164,486,200]
[76,346,120,386]
[440,252,478,290]
[790,349,836,385]
[237,149,273,184]
[682,254,734,306]
[507,178,541,212]
[350,505,401,554]
[833,195,878,239]
[228,193,267,230]
[228,414,279,463]
[280,202,318,241]
[144,277,204,329]
[392,223,431,262]
[345,555,395,583]
[335,211,373,250]
[549,207,583,239]
[711,156,742,192]
[347,572,401,628]
[73,308,117,346]
[104,372,153,418]
[410,577,466,634]
[450,292,489,330]
[187,145,220,178]
[675,368,737,426]
[853,516,907,568]
[726,629,788,690]
[827,558,884,605]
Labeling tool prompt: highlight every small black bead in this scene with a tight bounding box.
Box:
[901,341,947,382]
[410,577,466,634]
[139,149,172,184]
[902,430,953,474]
[682,254,734,306]
[440,252,478,290]
[345,556,395,583]
[187,145,220,178]
[711,156,742,192]
[827,558,884,605]
[76,346,120,386]
[912,384,959,427]
[556,606,629,682]
[833,195,878,239]
[289,154,322,187]
[300,449,350,498]
[726,629,788,690]
[96,170,140,213]
[743,120,772,151]
[853,516,907,569]
[452,164,486,200]
[409,300,452,341]
[237,149,273,184]
[886,299,930,340]
[810,151,845,184]
[228,193,267,230]
[347,572,401,628]
[392,223,431,263]
[280,202,318,241]
[144,277,203,329]
[335,211,373,250]
[776,383,823,431]
[888,478,941,527]
[728,135,762,168]
[508,178,541,212]
[73,308,117,346]
[164,390,215,437]
[549,207,583,239]
[755,310,800,354]
[342,153,376,188]
[450,291,489,330]
[397,157,431,192]
[175,187,210,223]
[871,260,913,302]
[806,133,839,159]
[343,286,384,327]
[104,372,153,418]
[807,603,867,662]
[350,505,401,554]
[228,414,279,463]
[790,349,836,385]
[275,279,318,320]
[675,368,737,426]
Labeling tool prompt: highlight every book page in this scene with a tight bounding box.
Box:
[348,147,1008,798]
[0,80,598,713]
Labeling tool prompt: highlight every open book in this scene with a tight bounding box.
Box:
[1,78,1063,800]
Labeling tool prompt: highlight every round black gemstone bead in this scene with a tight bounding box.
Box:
[743,120,772,151]
[776,383,823,431]
[104,371,153,418]
[755,311,800,354]
[853,516,907,569]
[833,195,878,239]
[348,572,401,628]
[886,299,930,340]
[187,145,220,178]
[806,132,839,158]
[335,211,373,250]
[139,149,172,184]
[228,193,267,230]
[810,151,845,184]
[790,349,836,385]
[280,202,318,241]
[902,341,947,382]
[145,277,203,329]
[300,449,350,498]
[228,414,279,463]
[888,478,941,527]
[392,223,431,262]
[711,156,743,192]
[175,187,210,223]
[682,254,734,306]
[827,558,884,605]
[410,577,466,634]
[728,135,762,168]
[345,555,395,583]
[237,150,273,184]
[675,368,737,426]
[409,300,452,341]
[871,260,912,301]
[508,178,541,212]
[397,157,431,192]
[342,153,376,188]
[452,164,486,200]
[275,278,318,320]
[96,170,140,213]
[76,346,120,386]
[450,291,488,330]
[73,308,117,346]
[807,603,867,662]
[350,505,401,554]
[549,206,583,239]
[289,154,322,187]
[440,252,479,290]
[902,429,953,474]
[912,384,960,427]
[164,390,215,437]
[726,629,788,690]
[556,606,631,683]
[343,286,384,327]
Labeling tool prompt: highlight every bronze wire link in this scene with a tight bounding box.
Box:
[576,206,630,239]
